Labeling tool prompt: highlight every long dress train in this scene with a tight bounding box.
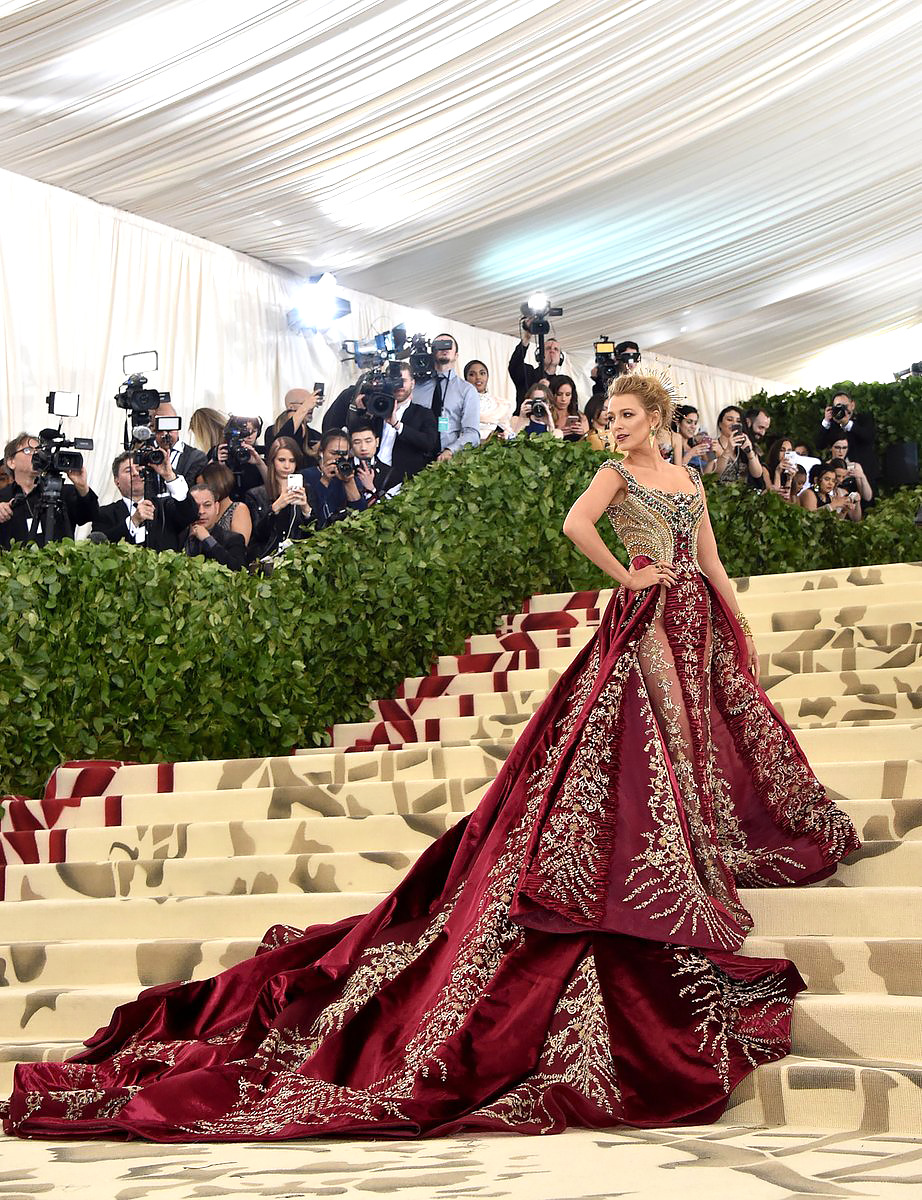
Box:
[2,461,860,1140]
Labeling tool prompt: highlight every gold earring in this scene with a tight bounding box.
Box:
[649,426,657,446]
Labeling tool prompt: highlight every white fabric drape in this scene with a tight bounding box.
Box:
[0,168,776,498]
[1,1,921,381]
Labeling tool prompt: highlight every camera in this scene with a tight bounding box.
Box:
[520,293,562,337]
[831,403,849,422]
[525,400,550,423]
[224,418,252,472]
[31,431,91,476]
[341,325,408,371]
[840,474,858,492]
[115,373,164,416]
[407,333,455,383]
[333,451,355,478]
[358,361,406,421]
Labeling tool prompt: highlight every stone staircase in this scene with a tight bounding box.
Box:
[1,561,920,1134]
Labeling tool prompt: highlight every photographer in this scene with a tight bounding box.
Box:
[825,434,874,505]
[674,405,715,472]
[509,382,558,437]
[182,483,248,570]
[508,322,563,410]
[549,376,589,441]
[712,405,764,484]
[93,451,197,550]
[303,431,369,529]
[371,362,440,490]
[816,391,879,481]
[0,433,99,549]
[152,400,208,483]
[210,416,267,499]
[800,462,861,521]
[267,388,323,462]
[412,334,480,461]
[245,437,313,559]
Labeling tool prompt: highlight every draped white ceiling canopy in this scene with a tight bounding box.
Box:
[2,0,922,383]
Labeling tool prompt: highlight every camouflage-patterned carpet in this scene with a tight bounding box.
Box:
[1,561,921,1185]
[1,1125,920,1197]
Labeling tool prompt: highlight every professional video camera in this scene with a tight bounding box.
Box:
[224,418,253,472]
[11,391,95,544]
[113,352,174,501]
[341,325,409,371]
[593,338,621,387]
[406,333,455,382]
[358,361,405,421]
[520,293,562,337]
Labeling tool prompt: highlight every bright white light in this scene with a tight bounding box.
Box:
[527,292,549,313]
[291,273,343,332]
[400,309,436,335]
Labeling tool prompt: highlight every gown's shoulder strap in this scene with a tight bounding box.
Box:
[685,464,704,495]
[598,458,629,479]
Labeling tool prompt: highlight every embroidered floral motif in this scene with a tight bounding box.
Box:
[671,947,795,1092]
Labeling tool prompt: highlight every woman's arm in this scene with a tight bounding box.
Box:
[695,490,760,682]
[800,488,818,511]
[562,469,677,592]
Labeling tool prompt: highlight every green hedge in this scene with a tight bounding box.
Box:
[750,375,922,469]
[1,437,920,797]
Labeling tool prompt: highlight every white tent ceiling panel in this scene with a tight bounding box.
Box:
[2,0,921,381]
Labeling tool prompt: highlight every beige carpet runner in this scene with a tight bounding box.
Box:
[0,561,920,1134]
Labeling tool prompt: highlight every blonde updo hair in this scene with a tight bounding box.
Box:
[607,372,674,434]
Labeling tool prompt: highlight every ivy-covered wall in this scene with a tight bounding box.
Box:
[1,436,919,797]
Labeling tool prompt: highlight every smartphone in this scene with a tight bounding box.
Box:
[155,415,182,431]
[313,381,325,399]
[287,474,301,494]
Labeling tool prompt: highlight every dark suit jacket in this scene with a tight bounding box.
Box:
[173,444,209,484]
[92,492,198,552]
[382,402,440,488]
[0,482,98,550]
[508,341,554,412]
[816,411,879,480]
[182,523,248,571]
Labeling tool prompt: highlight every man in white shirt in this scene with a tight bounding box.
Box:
[152,400,208,483]
[374,363,440,488]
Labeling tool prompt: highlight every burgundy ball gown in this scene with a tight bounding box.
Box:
[3,461,860,1141]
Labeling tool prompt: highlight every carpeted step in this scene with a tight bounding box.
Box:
[791,994,922,1061]
[741,936,922,995]
[742,887,922,937]
[413,642,922,689]
[0,985,155,1041]
[0,891,385,942]
[1,849,425,904]
[0,936,262,989]
[723,1053,922,1134]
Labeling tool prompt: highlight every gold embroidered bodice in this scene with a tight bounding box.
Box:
[601,459,704,567]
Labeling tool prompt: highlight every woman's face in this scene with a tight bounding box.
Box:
[779,439,793,454]
[553,383,573,411]
[831,438,849,459]
[606,395,655,453]
[273,449,296,478]
[816,469,836,494]
[719,409,741,436]
[592,406,611,432]
[465,363,489,394]
[679,410,698,438]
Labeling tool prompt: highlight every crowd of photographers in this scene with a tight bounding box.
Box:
[0,323,880,567]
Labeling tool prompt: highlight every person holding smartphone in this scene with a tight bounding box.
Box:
[244,437,313,559]
[548,376,589,441]
[265,386,325,463]
[713,405,764,483]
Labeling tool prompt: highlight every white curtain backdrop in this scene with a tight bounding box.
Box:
[0,168,780,501]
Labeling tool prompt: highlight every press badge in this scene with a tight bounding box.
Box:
[438,416,451,433]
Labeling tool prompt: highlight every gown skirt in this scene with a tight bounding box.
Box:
[2,472,861,1140]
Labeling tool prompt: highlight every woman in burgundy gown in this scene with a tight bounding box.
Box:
[3,373,859,1141]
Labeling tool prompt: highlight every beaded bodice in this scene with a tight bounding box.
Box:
[602,459,704,567]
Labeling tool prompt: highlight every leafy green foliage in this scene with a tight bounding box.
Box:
[0,437,919,797]
[750,376,922,467]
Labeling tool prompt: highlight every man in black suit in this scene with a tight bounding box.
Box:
[373,362,440,491]
[92,451,197,551]
[0,432,99,549]
[816,391,879,481]
[182,483,247,570]
[152,400,208,483]
[349,420,389,499]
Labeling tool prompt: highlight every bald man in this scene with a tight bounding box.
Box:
[265,388,323,459]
